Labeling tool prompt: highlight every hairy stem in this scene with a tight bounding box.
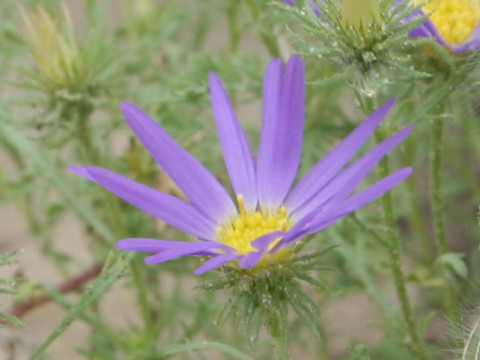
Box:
[375,129,427,360]
[272,332,290,360]
[430,112,458,321]
[430,116,447,255]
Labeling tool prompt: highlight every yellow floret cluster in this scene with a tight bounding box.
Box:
[416,0,480,45]
[217,195,292,255]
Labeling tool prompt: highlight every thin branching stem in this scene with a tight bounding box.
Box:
[271,330,290,360]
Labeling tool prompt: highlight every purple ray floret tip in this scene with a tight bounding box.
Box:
[120,102,137,115]
[69,165,96,183]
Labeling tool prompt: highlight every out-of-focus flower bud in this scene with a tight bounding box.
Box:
[340,0,383,38]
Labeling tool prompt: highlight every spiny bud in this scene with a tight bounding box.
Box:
[20,3,84,95]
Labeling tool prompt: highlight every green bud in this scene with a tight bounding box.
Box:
[340,0,383,38]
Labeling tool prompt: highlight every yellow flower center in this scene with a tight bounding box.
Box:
[416,0,480,44]
[217,195,292,255]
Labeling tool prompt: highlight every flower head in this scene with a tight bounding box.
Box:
[403,0,480,52]
[70,56,412,275]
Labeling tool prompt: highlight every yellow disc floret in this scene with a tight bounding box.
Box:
[415,0,480,44]
[217,195,292,255]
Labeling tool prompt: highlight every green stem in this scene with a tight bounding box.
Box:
[350,213,389,249]
[129,259,154,334]
[404,137,433,264]
[429,116,447,255]
[430,112,458,322]
[357,87,426,360]
[375,129,427,360]
[75,112,96,163]
[266,312,290,360]
[272,333,290,360]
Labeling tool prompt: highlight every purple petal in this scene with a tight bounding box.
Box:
[121,103,236,223]
[69,166,216,239]
[69,165,96,182]
[144,241,227,264]
[194,253,241,275]
[209,73,257,210]
[302,167,413,235]
[292,125,412,220]
[116,238,224,253]
[238,231,284,268]
[286,98,397,213]
[257,56,305,209]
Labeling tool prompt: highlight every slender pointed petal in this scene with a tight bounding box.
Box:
[257,56,305,208]
[194,253,241,275]
[144,241,227,264]
[116,238,230,253]
[209,72,257,209]
[292,125,412,220]
[121,103,236,222]
[286,98,397,213]
[69,166,216,239]
[117,238,194,252]
[301,167,413,235]
[238,232,283,268]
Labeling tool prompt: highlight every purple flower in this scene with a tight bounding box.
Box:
[280,0,321,17]
[70,56,412,275]
[398,0,480,53]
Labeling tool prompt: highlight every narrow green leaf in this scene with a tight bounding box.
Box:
[435,252,468,280]
[0,312,26,328]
